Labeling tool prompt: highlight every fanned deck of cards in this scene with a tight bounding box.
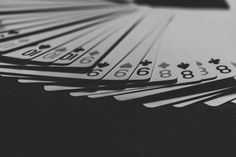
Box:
[1,0,236,108]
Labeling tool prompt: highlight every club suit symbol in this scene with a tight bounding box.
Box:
[74,47,84,53]
[177,62,190,69]
[140,60,152,66]
[208,58,220,64]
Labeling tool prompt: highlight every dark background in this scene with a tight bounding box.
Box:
[2,77,236,156]
[2,0,236,156]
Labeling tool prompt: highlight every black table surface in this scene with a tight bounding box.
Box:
[2,76,236,156]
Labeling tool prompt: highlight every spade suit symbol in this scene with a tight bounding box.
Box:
[120,63,132,69]
[177,62,190,69]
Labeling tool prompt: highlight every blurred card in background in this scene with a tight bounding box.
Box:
[135,0,229,9]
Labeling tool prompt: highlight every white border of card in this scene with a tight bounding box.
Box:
[0,0,236,109]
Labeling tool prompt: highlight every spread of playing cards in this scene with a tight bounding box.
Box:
[1,0,236,108]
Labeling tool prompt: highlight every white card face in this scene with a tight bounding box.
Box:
[149,28,177,84]
[195,60,217,81]
[129,38,161,81]
[170,10,236,80]
[206,58,236,79]
[167,20,202,84]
